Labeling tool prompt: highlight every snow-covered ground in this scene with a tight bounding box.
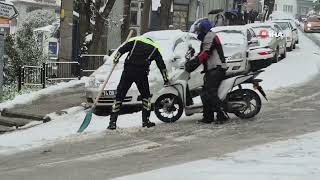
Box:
[0,31,319,155]
[112,131,320,180]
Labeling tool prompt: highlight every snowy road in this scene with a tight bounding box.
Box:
[0,32,320,180]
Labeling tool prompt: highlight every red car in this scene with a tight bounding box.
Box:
[304,16,320,33]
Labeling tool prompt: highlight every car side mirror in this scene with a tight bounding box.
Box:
[292,28,297,31]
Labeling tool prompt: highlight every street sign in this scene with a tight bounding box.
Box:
[0,2,18,20]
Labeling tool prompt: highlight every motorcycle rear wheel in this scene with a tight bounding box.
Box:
[154,94,184,123]
[232,89,262,119]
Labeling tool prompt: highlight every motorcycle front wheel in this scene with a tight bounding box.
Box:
[154,94,184,123]
[232,89,262,119]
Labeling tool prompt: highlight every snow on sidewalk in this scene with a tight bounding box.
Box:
[112,131,320,180]
[0,32,319,155]
[0,78,88,111]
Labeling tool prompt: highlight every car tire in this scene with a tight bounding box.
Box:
[296,39,299,44]
[280,48,287,59]
[287,43,293,52]
[273,48,280,63]
[293,42,296,49]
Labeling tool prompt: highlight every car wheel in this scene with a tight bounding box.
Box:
[273,48,280,63]
[293,42,296,49]
[296,39,299,44]
[287,43,293,52]
[280,47,286,59]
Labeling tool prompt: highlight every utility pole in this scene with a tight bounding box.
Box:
[59,0,74,62]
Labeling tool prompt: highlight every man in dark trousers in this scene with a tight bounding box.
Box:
[108,36,169,130]
[186,18,228,124]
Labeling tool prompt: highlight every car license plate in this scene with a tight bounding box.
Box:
[103,90,117,96]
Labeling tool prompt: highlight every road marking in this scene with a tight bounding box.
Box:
[38,140,161,168]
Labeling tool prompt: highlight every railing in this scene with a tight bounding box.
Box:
[79,54,105,77]
[18,61,81,91]
[18,54,110,91]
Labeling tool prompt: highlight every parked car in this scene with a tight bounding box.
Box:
[304,16,320,33]
[246,22,287,62]
[85,30,201,115]
[271,20,298,51]
[212,26,274,73]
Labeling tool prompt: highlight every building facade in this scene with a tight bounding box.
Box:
[273,0,298,16]
[296,0,314,16]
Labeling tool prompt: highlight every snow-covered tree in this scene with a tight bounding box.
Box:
[4,10,57,84]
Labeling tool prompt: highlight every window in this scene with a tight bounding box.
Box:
[26,6,42,13]
[130,1,143,27]
[283,5,293,13]
[130,11,138,25]
[247,30,252,41]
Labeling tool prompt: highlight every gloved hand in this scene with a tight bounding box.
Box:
[164,80,171,86]
[185,47,195,61]
[113,52,121,64]
[185,56,201,73]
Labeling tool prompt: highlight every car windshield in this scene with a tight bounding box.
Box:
[216,30,245,45]
[251,26,273,35]
[275,22,290,30]
[307,16,320,22]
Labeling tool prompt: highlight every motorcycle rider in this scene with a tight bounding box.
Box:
[186,18,228,124]
[108,36,169,130]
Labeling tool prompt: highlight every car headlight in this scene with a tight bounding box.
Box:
[228,52,243,62]
[307,23,312,27]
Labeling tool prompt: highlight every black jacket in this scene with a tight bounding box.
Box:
[118,37,167,72]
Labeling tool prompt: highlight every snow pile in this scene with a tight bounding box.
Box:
[152,0,161,11]
[113,131,320,180]
[0,78,87,111]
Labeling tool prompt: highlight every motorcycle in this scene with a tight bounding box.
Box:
[153,48,268,123]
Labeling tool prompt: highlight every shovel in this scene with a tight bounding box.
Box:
[77,30,133,133]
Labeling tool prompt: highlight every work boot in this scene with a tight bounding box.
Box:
[197,118,214,124]
[142,121,156,128]
[216,111,228,124]
[107,121,117,130]
[107,114,118,130]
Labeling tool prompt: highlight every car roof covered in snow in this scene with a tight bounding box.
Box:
[245,22,275,28]
[212,26,248,34]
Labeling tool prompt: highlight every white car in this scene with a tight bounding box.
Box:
[85,30,201,115]
[271,20,298,51]
[246,22,287,62]
[212,26,274,73]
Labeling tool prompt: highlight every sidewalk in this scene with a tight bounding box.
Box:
[0,83,85,132]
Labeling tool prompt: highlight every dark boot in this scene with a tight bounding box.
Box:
[107,114,118,130]
[142,108,155,128]
[198,118,214,124]
[142,121,156,128]
[216,111,228,124]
